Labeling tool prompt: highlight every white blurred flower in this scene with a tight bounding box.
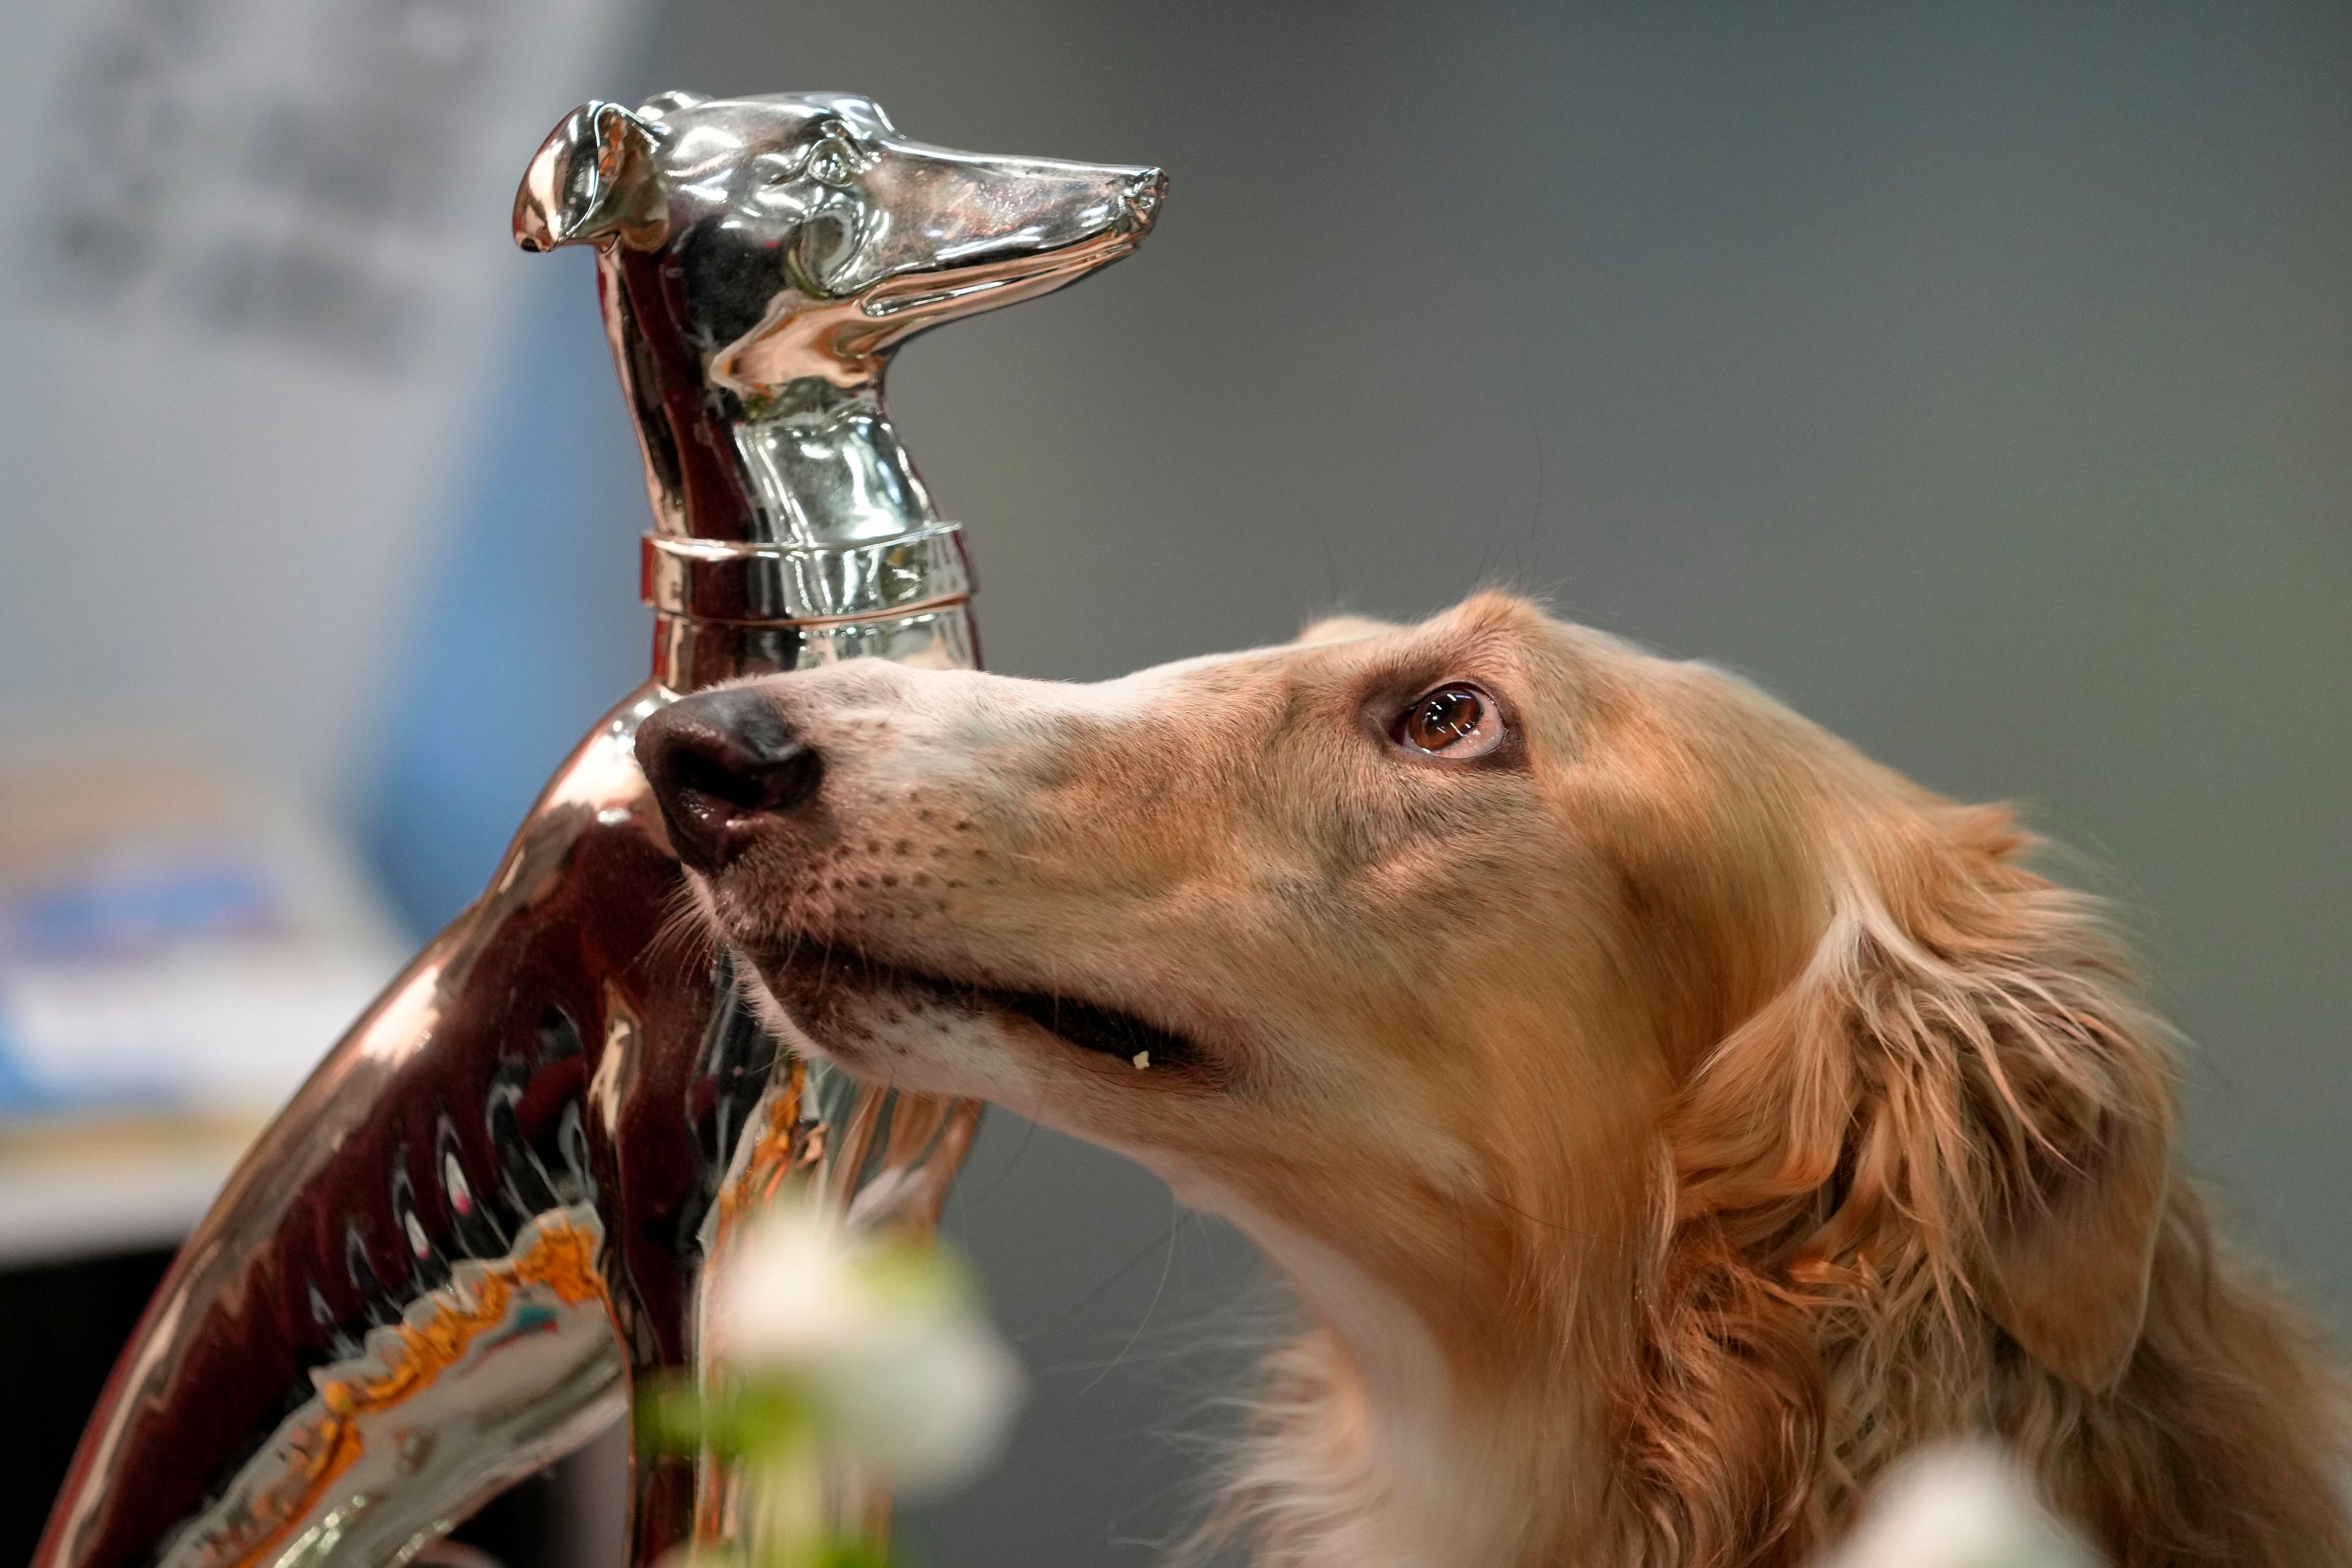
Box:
[711,1208,1024,1499]
[1821,1442,2100,1568]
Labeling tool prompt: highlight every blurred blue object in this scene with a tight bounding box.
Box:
[2,861,280,961]
[0,1031,55,1114]
[359,251,652,937]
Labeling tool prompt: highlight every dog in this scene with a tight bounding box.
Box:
[636,593,2350,1568]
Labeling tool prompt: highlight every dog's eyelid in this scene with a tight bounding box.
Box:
[1379,678,1519,763]
[1360,667,1509,718]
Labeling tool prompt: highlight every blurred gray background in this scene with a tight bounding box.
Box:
[10,2,2352,1564]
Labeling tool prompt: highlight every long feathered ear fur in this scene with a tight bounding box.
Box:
[1624,804,2176,1565]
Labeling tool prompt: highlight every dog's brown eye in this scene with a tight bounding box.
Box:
[1394,685,1503,758]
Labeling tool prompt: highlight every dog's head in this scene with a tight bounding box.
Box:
[639,594,2176,1553]
[514,92,1163,391]
[640,597,1720,1186]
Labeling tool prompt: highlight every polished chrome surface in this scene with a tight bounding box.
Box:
[516,91,1161,551]
[654,606,981,693]
[39,90,1159,1568]
[641,526,973,624]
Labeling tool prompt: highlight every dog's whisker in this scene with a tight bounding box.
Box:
[1016,1208,1187,1345]
[646,881,718,973]
[1478,1189,1640,1257]
[1079,1192,1184,1394]
[963,1089,1051,1209]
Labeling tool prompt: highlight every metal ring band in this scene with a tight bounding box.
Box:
[641,524,974,624]
[653,606,980,690]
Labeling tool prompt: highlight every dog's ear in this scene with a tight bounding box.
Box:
[1673,807,2174,1395]
[1294,613,1398,646]
[513,100,666,254]
[1973,1058,2171,1392]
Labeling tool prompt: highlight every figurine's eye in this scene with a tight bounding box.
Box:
[1392,684,1505,759]
[808,130,862,187]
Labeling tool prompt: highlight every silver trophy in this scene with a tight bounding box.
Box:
[36,91,1163,1568]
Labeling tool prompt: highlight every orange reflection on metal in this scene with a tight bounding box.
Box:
[200,1211,611,1568]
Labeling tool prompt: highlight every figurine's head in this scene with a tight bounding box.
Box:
[514,91,1164,395]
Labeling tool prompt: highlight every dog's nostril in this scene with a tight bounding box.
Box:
[674,745,773,810]
[731,743,821,815]
[636,690,823,872]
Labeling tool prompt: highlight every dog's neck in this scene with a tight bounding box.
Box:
[1186,1177,1627,1568]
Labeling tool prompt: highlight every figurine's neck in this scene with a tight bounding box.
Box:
[600,248,941,548]
[727,379,939,545]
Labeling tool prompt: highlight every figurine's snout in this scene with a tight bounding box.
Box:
[1123,168,1166,232]
[638,690,822,872]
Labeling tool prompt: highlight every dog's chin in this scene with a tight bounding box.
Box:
[731,936,1205,1099]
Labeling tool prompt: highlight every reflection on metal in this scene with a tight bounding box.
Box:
[513,90,1164,691]
[685,1057,981,1546]
[160,1208,620,1568]
[38,92,1161,1568]
[640,527,974,625]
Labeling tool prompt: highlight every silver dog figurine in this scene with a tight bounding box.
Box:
[37,92,1161,1568]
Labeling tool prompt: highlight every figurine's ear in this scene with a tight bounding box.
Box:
[513,100,666,253]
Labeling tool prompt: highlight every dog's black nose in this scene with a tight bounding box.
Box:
[636,688,823,873]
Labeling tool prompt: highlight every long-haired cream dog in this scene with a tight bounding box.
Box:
[636,594,2349,1568]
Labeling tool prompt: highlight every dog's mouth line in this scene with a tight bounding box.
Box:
[754,937,1202,1071]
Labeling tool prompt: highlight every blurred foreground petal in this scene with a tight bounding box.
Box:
[710,1206,1024,1497]
[1822,1442,2098,1568]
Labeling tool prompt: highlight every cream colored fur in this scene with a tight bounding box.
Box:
[677,595,2350,1567]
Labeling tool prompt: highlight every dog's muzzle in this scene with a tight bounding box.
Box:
[638,690,823,871]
